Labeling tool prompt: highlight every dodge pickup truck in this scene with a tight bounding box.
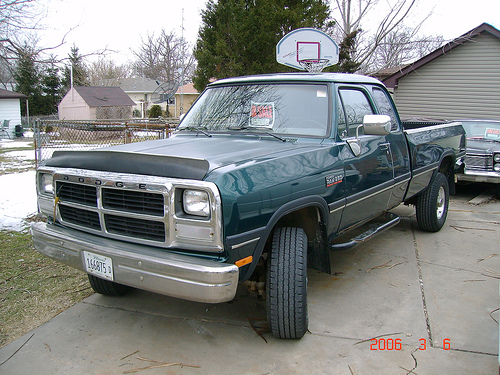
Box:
[32,73,466,339]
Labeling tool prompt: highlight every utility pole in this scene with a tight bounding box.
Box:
[180,8,185,116]
[70,64,74,101]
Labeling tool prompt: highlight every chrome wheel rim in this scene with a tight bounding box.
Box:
[436,186,445,219]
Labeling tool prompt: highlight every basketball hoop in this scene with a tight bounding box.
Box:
[298,59,330,73]
[277,28,339,72]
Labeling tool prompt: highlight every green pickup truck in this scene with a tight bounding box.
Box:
[32,73,466,339]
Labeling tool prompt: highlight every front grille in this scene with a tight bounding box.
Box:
[56,180,168,243]
[46,170,222,252]
[465,154,492,171]
[57,182,97,206]
[102,188,164,216]
[59,205,101,230]
[105,214,165,242]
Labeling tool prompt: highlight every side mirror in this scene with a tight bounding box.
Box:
[363,115,392,135]
[346,115,391,157]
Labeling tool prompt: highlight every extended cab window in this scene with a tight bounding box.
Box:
[180,83,329,137]
[337,88,374,138]
[372,87,398,131]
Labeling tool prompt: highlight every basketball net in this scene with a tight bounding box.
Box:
[298,59,330,73]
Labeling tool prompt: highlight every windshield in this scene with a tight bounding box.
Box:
[461,120,500,141]
[179,83,330,137]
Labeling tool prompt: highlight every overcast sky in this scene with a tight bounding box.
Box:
[37,0,500,65]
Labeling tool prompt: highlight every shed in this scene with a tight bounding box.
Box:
[382,23,500,121]
[58,86,135,120]
[0,88,26,139]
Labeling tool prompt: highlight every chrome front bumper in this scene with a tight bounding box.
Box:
[457,170,500,184]
[31,222,239,303]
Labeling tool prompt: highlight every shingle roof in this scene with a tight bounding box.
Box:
[74,86,135,107]
[382,23,500,89]
[116,77,163,93]
[0,88,26,99]
[175,82,199,95]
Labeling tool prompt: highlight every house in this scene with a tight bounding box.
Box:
[0,88,26,138]
[174,82,199,117]
[371,65,409,87]
[116,78,199,118]
[382,23,500,120]
[117,77,171,118]
[58,86,135,120]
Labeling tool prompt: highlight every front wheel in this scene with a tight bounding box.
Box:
[415,172,449,232]
[88,274,132,296]
[266,227,308,339]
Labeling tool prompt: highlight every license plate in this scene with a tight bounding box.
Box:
[83,251,114,281]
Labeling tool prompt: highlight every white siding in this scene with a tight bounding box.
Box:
[58,89,92,120]
[393,33,500,120]
[126,92,147,116]
[0,99,22,138]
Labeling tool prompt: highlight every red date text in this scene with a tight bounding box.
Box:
[370,338,451,350]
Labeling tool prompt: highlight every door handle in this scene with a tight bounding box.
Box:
[378,142,390,150]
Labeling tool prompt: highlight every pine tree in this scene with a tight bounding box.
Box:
[193,0,334,91]
[62,45,88,91]
[41,57,63,115]
[329,30,362,73]
[13,45,44,116]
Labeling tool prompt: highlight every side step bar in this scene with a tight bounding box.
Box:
[329,213,400,251]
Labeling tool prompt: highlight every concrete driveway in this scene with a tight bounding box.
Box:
[1,187,499,374]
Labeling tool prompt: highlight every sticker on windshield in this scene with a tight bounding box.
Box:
[250,102,275,128]
[485,128,500,140]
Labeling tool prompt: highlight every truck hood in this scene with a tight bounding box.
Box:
[43,133,316,180]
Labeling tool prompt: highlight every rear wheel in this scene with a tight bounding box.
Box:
[415,172,449,232]
[266,227,308,339]
[88,274,132,296]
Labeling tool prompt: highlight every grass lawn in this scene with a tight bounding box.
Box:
[0,229,93,348]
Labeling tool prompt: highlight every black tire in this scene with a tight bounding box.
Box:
[266,227,308,339]
[415,172,449,232]
[87,274,132,296]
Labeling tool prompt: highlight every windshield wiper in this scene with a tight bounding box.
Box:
[178,126,212,138]
[228,126,286,142]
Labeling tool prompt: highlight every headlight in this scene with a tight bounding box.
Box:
[183,190,210,217]
[494,154,500,163]
[494,163,500,172]
[39,173,54,195]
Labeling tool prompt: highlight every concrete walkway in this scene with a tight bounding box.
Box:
[1,196,498,374]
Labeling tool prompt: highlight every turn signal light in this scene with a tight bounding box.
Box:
[235,256,253,268]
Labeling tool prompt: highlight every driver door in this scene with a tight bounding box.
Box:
[336,86,394,231]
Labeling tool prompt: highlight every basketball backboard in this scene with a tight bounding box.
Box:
[276,28,339,73]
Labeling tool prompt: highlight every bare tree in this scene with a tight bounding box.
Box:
[132,29,196,84]
[0,0,40,37]
[1,1,112,89]
[1,0,41,87]
[331,0,442,73]
[369,24,444,73]
[87,57,132,86]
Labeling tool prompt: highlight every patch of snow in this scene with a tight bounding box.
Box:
[0,140,33,149]
[3,150,35,161]
[0,170,38,231]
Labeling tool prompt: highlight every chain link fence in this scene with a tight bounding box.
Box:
[34,118,178,167]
